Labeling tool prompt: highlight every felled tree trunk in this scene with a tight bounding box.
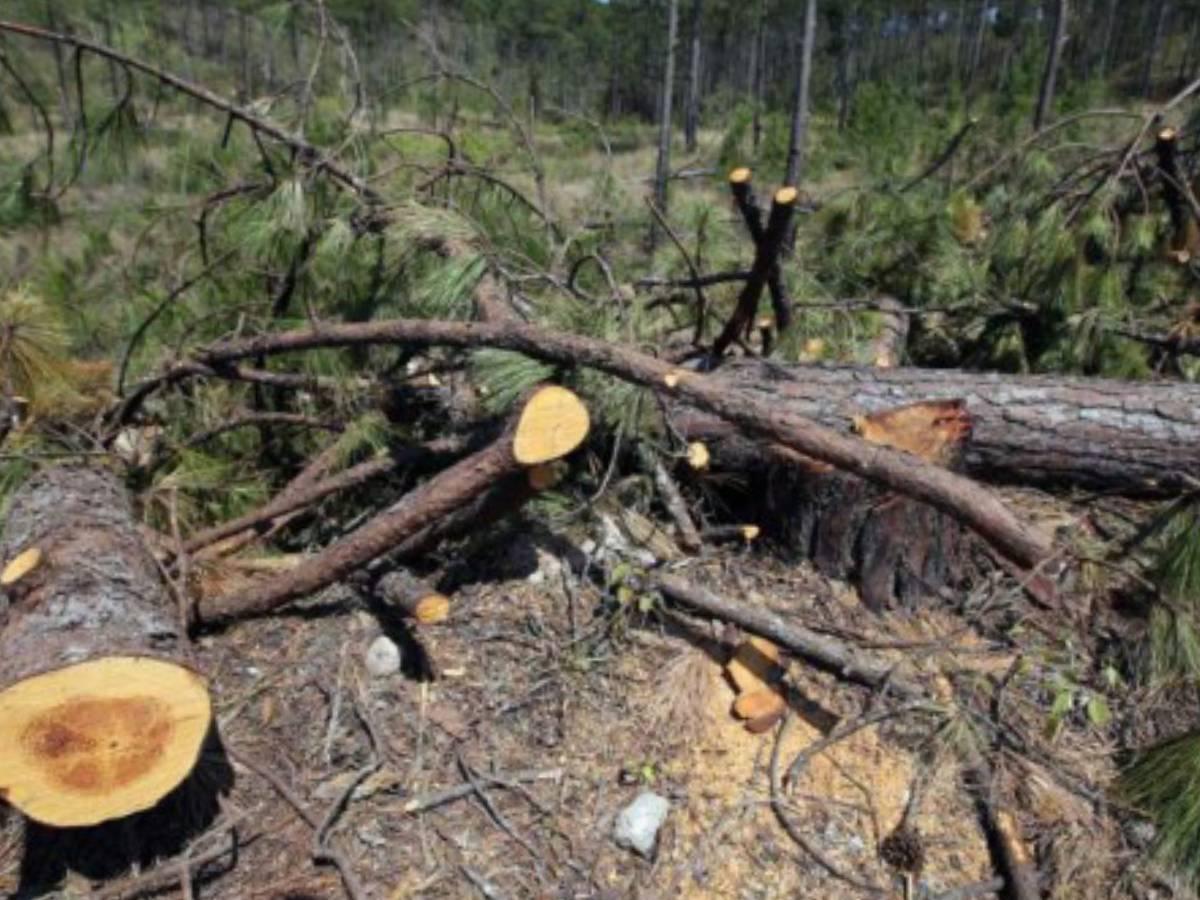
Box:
[671,361,1200,607]
[673,360,1200,494]
[0,467,212,828]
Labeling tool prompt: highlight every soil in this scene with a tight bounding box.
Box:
[0,515,1149,899]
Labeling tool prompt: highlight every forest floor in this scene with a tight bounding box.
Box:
[0,488,1147,900]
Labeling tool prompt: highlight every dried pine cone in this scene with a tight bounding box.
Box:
[880,824,926,875]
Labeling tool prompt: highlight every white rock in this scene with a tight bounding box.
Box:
[365,635,402,677]
[613,791,670,858]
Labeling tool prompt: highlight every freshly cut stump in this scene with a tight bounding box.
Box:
[0,466,212,828]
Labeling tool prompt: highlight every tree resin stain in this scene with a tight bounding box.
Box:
[21,696,175,794]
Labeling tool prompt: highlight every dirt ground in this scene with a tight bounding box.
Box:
[0,514,1143,899]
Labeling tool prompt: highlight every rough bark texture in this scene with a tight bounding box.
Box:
[197,387,587,624]
[684,0,703,153]
[672,359,1200,494]
[0,466,184,685]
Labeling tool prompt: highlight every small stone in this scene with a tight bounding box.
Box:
[613,791,670,858]
[365,635,401,677]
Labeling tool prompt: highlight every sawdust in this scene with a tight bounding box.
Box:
[660,656,993,898]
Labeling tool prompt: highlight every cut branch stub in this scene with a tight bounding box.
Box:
[1,546,41,588]
[377,570,450,625]
[713,185,797,357]
[0,467,212,828]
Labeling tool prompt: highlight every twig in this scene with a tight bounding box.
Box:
[930,878,1006,900]
[638,444,702,553]
[404,769,564,814]
[182,413,343,450]
[229,748,371,900]
[645,197,709,345]
[0,19,379,201]
[899,118,979,194]
[460,865,503,900]
[656,575,927,698]
[769,713,887,894]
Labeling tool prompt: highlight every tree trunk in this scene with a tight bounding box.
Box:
[1140,0,1171,97]
[750,0,765,152]
[784,0,818,188]
[669,359,1200,494]
[0,467,212,828]
[1033,0,1068,130]
[1095,0,1118,77]
[653,0,680,215]
[684,0,703,154]
[965,0,990,96]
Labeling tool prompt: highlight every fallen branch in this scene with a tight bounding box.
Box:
[898,117,979,194]
[0,20,378,202]
[189,316,1054,569]
[196,386,589,624]
[655,574,925,698]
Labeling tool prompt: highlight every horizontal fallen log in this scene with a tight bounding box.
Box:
[0,467,212,828]
[183,316,1053,571]
[673,359,1200,494]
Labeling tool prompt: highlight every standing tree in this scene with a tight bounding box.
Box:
[1033,0,1068,130]
[653,0,680,215]
[1141,0,1172,97]
[684,0,704,153]
[784,0,817,188]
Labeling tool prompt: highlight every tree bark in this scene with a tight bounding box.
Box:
[684,0,703,153]
[653,0,680,215]
[1095,0,1118,77]
[784,0,818,188]
[1033,0,1068,131]
[0,467,212,828]
[669,359,1200,494]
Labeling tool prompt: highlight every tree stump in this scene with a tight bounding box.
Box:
[682,399,974,611]
[0,467,212,828]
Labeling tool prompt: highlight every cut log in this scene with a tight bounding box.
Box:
[672,359,1200,494]
[197,385,590,624]
[0,467,212,828]
[376,569,450,625]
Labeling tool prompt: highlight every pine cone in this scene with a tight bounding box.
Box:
[880,824,926,875]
